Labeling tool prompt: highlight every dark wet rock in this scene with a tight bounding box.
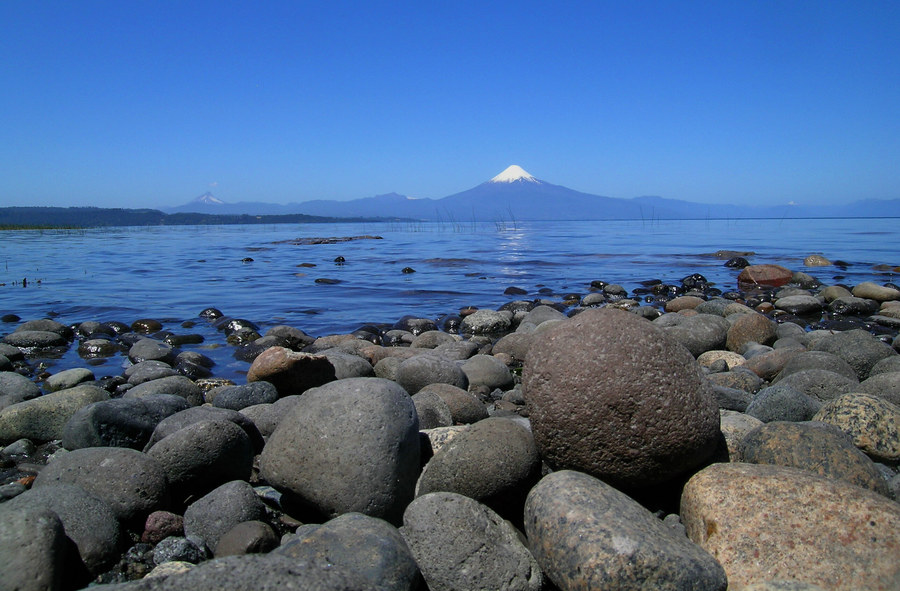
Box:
[78,338,122,358]
[523,308,720,489]
[152,536,206,565]
[402,492,542,591]
[525,470,726,591]
[124,375,203,407]
[460,354,513,390]
[775,294,823,315]
[411,390,453,429]
[775,350,858,382]
[146,419,254,505]
[827,295,879,316]
[418,383,488,424]
[14,318,74,338]
[0,383,109,443]
[214,520,278,557]
[740,421,889,495]
[2,330,68,348]
[738,264,793,287]
[34,446,169,523]
[393,316,438,336]
[776,369,857,403]
[128,338,176,365]
[416,417,541,522]
[6,483,123,575]
[745,383,822,423]
[62,395,189,451]
[260,378,419,525]
[0,503,67,591]
[163,333,204,347]
[246,346,336,397]
[131,319,163,334]
[857,371,900,406]
[126,361,177,385]
[396,353,468,394]
[681,462,900,591]
[726,312,777,352]
[211,381,279,411]
[810,328,897,380]
[813,392,900,463]
[142,511,184,545]
[144,406,264,454]
[460,309,513,335]
[183,480,267,551]
[274,512,419,591]
[655,313,729,357]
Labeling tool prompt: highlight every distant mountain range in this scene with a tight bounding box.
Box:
[165,165,900,221]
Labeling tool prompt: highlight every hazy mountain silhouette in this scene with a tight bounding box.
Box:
[164,166,900,220]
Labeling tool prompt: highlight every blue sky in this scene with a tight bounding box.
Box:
[1,1,898,208]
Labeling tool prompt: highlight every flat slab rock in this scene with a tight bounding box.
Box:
[681,462,900,591]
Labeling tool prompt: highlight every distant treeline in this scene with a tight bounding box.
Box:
[0,206,400,228]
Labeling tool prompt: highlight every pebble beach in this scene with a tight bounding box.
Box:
[2,256,900,591]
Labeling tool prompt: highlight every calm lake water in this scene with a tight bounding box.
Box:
[2,218,898,381]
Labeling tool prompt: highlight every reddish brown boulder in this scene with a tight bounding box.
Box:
[737,264,793,287]
[523,308,720,489]
[246,346,335,396]
[726,312,777,353]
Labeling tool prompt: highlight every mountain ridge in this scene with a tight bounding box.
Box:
[164,166,900,220]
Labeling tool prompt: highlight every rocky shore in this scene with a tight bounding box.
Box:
[1,260,900,591]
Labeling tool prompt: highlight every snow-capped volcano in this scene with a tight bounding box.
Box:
[194,192,224,205]
[489,165,540,184]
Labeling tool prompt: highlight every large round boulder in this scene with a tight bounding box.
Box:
[259,378,419,525]
[523,308,720,488]
[33,446,169,524]
[246,346,336,396]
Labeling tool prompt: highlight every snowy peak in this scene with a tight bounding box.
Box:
[194,192,224,205]
[489,165,540,184]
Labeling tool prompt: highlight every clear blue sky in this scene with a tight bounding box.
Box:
[1,1,898,208]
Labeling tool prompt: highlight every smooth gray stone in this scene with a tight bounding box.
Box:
[260,377,419,525]
[34,446,170,523]
[146,419,253,505]
[5,483,123,575]
[183,480,267,551]
[746,384,823,423]
[396,353,469,394]
[0,383,109,443]
[212,381,279,411]
[402,492,542,591]
[0,504,67,591]
[274,512,420,591]
[524,470,726,591]
[124,375,203,406]
[44,367,95,392]
[62,395,190,451]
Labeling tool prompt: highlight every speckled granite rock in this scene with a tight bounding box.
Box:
[739,421,889,495]
[812,392,900,462]
[525,470,726,591]
[681,462,900,591]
